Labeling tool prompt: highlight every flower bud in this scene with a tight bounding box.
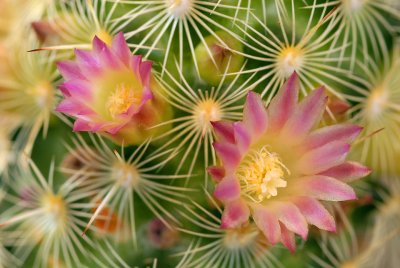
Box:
[147,218,179,249]
[195,31,244,85]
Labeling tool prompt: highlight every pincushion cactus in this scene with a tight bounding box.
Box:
[0,0,399,267]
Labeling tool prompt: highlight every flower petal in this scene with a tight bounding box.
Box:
[112,32,131,66]
[280,223,296,253]
[304,124,362,150]
[295,175,356,201]
[252,205,281,245]
[233,122,251,153]
[294,197,336,232]
[243,91,268,137]
[297,141,350,175]
[268,72,299,131]
[282,87,327,143]
[139,60,153,85]
[275,202,308,239]
[207,166,225,182]
[98,44,120,69]
[57,61,85,80]
[56,99,81,115]
[60,81,92,100]
[319,161,371,183]
[221,199,249,229]
[92,36,107,53]
[73,119,92,132]
[213,142,241,171]
[75,49,102,76]
[212,121,235,143]
[56,99,94,117]
[214,176,240,202]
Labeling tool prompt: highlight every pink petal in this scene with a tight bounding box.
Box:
[207,166,225,182]
[213,142,241,171]
[280,223,296,253]
[304,124,362,150]
[275,202,308,239]
[59,84,71,97]
[294,197,336,232]
[319,161,371,183]
[282,87,327,143]
[139,86,153,104]
[297,141,350,175]
[212,121,235,143]
[221,199,249,229]
[60,81,92,100]
[214,176,241,202]
[296,175,356,201]
[252,205,281,245]
[139,60,153,85]
[57,61,85,80]
[92,36,107,53]
[106,124,126,135]
[73,119,92,132]
[75,49,102,76]
[243,91,268,137]
[112,32,131,66]
[98,44,120,69]
[268,72,299,131]
[130,55,142,75]
[55,99,81,115]
[233,122,251,153]
[89,121,110,132]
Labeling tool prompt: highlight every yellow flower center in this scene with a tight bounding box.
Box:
[106,84,141,118]
[166,0,193,18]
[194,99,222,135]
[277,46,304,78]
[112,162,141,188]
[237,146,289,203]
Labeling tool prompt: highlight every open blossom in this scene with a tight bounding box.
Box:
[209,73,371,252]
[56,32,171,145]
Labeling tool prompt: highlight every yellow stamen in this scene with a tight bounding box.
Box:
[106,84,141,118]
[237,146,289,203]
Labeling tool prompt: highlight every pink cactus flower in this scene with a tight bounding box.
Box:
[209,72,371,252]
[56,33,171,145]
